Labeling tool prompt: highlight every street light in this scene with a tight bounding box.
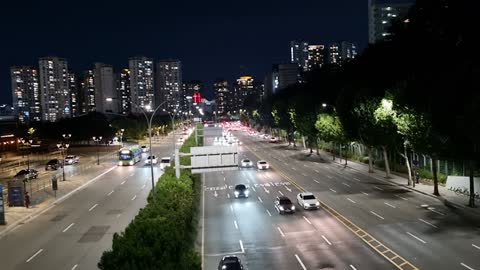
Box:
[20,138,33,170]
[92,136,102,165]
[116,129,125,147]
[132,101,167,200]
[56,141,70,181]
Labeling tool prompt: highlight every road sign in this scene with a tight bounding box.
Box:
[190,145,238,173]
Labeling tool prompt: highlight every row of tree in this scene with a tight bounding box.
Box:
[248,0,479,207]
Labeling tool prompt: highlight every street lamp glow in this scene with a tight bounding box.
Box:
[322,103,327,108]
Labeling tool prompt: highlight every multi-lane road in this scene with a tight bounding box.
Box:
[0,142,173,270]
[203,131,480,270]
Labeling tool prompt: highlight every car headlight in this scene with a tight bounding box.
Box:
[245,190,250,195]
[304,203,309,208]
[234,191,239,196]
[118,161,122,165]
[129,161,134,165]
[316,201,320,206]
[279,206,284,210]
[291,206,295,210]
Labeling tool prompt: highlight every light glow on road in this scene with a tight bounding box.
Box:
[26,249,43,262]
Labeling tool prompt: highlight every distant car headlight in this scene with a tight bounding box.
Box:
[234,191,239,196]
[304,203,309,208]
[279,206,284,210]
[291,206,295,210]
[129,161,134,165]
[118,161,122,165]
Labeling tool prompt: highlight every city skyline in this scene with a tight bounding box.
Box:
[0,0,368,104]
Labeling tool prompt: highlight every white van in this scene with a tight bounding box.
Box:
[160,157,171,170]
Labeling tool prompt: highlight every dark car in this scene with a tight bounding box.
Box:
[46,159,63,170]
[234,184,249,198]
[218,255,244,270]
[14,169,39,181]
[274,196,295,214]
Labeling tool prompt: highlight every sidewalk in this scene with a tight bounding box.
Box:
[281,143,480,217]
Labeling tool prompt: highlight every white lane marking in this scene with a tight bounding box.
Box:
[384,202,396,208]
[395,194,408,200]
[277,227,285,237]
[239,240,245,253]
[303,216,312,225]
[292,167,297,171]
[26,249,43,262]
[129,173,134,177]
[361,192,369,196]
[62,223,75,233]
[131,195,137,201]
[370,211,385,220]
[313,179,320,184]
[141,184,146,190]
[88,204,98,212]
[224,176,226,182]
[258,197,263,203]
[347,198,356,204]
[326,175,333,179]
[264,187,270,194]
[419,218,438,228]
[314,169,319,173]
[295,254,307,270]
[374,186,383,191]
[350,265,358,270]
[214,190,218,197]
[342,182,351,187]
[472,244,480,250]
[461,263,475,270]
[120,180,126,185]
[278,191,284,196]
[107,190,114,196]
[321,235,332,245]
[285,186,292,192]
[301,173,308,177]
[266,209,272,216]
[71,264,78,270]
[406,232,426,244]
[227,193,230,199]
[329,188,337,193]
[251,186,256,192]
[353,177,361,182]
[230,205,234,212]
[428,207,445,216]
[234,220,238,230]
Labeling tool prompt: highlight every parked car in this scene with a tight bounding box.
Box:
[274,196,295,214]
[145,155,158,165]
[297,192,320,210]
[46,159,63,170]
[64,155,79,165]
[14,169,39,181]
[218,255,244,270]
[160,157,171,170]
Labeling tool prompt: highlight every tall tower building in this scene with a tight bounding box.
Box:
[340,41,358,62]
[10,66,41,122]
[307,45,326,71]
[39,57,70,122]
[290,40,309,71]
[94,63,118,113]
[278,64,299,90]
[214,80,229,115]
[182,80,202,113]
[234,76,254,112]
[68,72,80,117]
[368,0,412,44]
[327,43,341,65]
[117,69,131,115]
[156,60,182,113]
[129,56,154,112]
[80,70,96,113]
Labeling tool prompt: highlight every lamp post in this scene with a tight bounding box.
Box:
[20,138,33,170]
[132,101,167,200]
[56,141,70,181]
[92,136,102,165]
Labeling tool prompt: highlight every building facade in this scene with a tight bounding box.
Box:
[94,63,118,113]
[80,70,96,114]
[156,60,182,113]
[10,66,41,122]
[68,72,80,117]
[38,57,70,122]
[290,40,309,71]
[277,64,299,90]
[117,69,131,115]
[129,56,155,112]
[233,76,254,113]
[340,41,358,62]
[327,43,341,65]
[214,80,229,115]
[368,0,412,44]
[307,44,326,71]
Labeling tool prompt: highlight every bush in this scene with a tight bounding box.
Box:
[418,168,447,184]
[361,156,370,164]
[99,129,202,270]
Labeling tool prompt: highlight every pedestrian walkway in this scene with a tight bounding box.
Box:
[281,143,480,217]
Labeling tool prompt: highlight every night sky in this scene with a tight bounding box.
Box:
[0,0,368,103]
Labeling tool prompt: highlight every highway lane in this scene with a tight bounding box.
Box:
[203,137,395,269]
[0,143,173,270]
[238,132,480,270]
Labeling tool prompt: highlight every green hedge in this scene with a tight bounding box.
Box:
[98,130,202,270]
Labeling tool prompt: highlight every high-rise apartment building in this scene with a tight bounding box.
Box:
[117,69,131,115]
[156,60,182,113]
[327,43,341,65]
[80,70,96,113]
[232,76,254,113]
[129,56,154,112]
[340,41,358,62]
[214,80,229,115]
[290,40,309,71]
[307,45,326,70]
[68,72,80,117]
[94,63,118,113]
[10,66,41,122]
[278,64,299,90]
[182,80,202,113]
[368,0,412,44]
[38,57,70,122]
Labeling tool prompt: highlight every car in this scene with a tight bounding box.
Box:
[297,192,320,210]
[145,155,158,165]
[160,157,171,170]
[234,184,249,198]
[218,255,244,270]
[177,137,184,143]
[240,159,253,168]
[141,145,149,153]
[14,169,39,180]
[64,155,79,165]
[269,137,278,143]
[46,159,63,170]
[274,196,295,214]
[257,160,269,170]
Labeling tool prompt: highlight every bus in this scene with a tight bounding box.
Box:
[118,146,143,166]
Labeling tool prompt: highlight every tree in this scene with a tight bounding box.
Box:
[315,113,348,165]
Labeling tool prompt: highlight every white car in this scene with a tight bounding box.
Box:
[177,137,184,144]
[257,160,269,170]
[240,159,253,168]
[269,137,278,143]
[296,192,320,210]
[160,157,171,170]
[64,155,79,165]
[141,145,149,153]
[145,155,158,165]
